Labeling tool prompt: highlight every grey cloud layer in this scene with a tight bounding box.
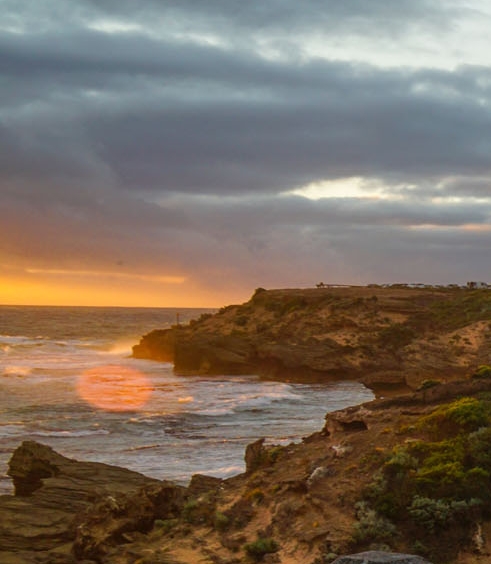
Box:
[3,26,491,194]
[8,0,448,36]
[1,0,491,294]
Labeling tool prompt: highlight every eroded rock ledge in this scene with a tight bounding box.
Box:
[133,286,491,392]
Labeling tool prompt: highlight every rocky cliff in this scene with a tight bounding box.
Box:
[133,286,491,392]
[6,287,491,563]
[4,378,491,563]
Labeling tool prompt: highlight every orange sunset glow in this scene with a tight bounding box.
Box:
[77,365,153,412]
[0,269,240,308]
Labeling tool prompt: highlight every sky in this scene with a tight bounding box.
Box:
[1,0,491,307]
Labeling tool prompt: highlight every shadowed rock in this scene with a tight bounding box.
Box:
[244,437,266,474]
[332,551,433,564]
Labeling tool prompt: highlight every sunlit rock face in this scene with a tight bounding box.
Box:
[133,286,491,392]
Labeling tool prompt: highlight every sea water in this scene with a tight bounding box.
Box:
[0,305,374,494]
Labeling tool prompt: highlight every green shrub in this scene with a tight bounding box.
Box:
[267,446,283,464]
[408,496,481,532]
[181,499,199,523]
[472,365,491,379]
[378,323,415,350]
[411,540,429,557]
[418,379,441,391]
[352,502,398,545]
[245,487,265,504]
[468,427,491,468]
[358,395,491,556]
[385,447,418,475]
[213,511,230,531]
[153,518,178,532]
[419,397,490,438]
[415,460,466,496]
[447,398,489,429]
[244,537,279,561]
[181,494,216,524]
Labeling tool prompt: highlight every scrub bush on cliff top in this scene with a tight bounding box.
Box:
[418,396,490,438]
[472,364,491,379]
[351,501,398,545]
[377,323,416,350]
[244,537,279,561]
[359,396,491,557]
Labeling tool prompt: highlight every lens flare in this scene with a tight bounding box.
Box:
[77,365,153,412]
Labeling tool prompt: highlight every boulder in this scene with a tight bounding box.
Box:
[187,473,222,496]
[332,551,433,564]
[244,438,266,474]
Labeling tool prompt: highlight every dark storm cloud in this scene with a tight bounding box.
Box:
[1,0,491,297]
[2,21,491,195]
[88,70,491,195]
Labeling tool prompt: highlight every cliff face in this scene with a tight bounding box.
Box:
[5,379,491,563]
[133,286,491,392]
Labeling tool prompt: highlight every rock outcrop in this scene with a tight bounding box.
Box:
[0,441,185,563]
[133,286,491,392]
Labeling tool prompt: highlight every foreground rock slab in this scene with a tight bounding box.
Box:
[0,441,185,562]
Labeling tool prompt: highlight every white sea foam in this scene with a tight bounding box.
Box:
[32,429,110,438]
[211,465,244,478]
[105,339,137,356]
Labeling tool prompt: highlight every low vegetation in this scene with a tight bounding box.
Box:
[243,537,280,561]
[357,396,491,561]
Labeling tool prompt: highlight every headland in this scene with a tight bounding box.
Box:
[133,285,491,394]
[5,286,491,563]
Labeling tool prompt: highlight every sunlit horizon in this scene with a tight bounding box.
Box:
[0,278,242,308]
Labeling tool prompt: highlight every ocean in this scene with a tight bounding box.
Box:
[0,305,374,494]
